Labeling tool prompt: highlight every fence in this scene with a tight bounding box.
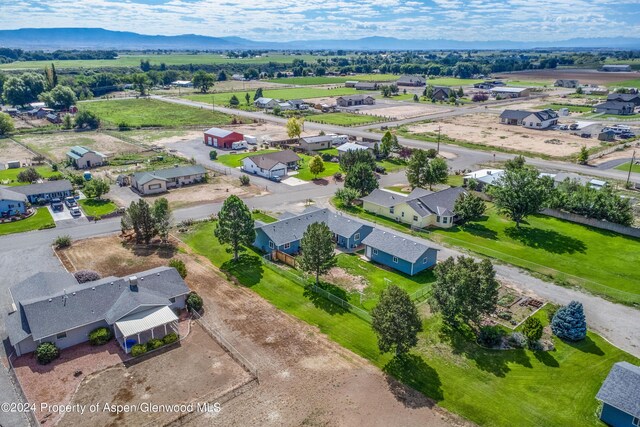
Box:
[541,208,640,238]
[272,250,296,267]
[6,352,39,426]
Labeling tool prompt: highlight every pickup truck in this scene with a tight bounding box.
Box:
[51,198,64,212]
[64,196,77,208]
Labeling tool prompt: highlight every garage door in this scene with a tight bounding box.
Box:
[271,168,286,177]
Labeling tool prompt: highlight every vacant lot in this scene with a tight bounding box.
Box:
[183,87,360,105]
[79,98,235,128]
[0,139,36,165]
[306,112,387,126]
[14,131,144,162]
[370,103,451,120]
[403,113,601,158]
[494,69,640,85]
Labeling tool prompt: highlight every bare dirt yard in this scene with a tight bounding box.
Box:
[56,235,465,427]
[14,131,145,162]
[493,69,640,85]
[408,113,601,157]
[0,138,37,165]
[365,103,452,120]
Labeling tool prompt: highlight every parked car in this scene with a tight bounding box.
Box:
[619,132,636,139]
[51,198,64,212]
[558,124,569,130]
[269,175,282,183]
[64,196,77,208]
[569,124,579,130]
[70,207,81,217]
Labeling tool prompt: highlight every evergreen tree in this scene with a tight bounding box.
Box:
[214,195,255,261]
[344,161,378,196]
[253,88,264,100]
[371,285,422,357]
[153,198,172,243]
[522,317,543,346]
[551,301,587,341]
[299,222,336,285]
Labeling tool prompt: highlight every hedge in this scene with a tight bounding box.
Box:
[88,327,112,345]
[163,332,178,345]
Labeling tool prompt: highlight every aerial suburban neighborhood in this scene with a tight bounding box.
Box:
[0,3,639,427]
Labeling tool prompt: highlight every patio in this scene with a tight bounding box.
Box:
[114,306,180,353]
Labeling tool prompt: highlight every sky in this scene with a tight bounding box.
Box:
[1,0,640,41]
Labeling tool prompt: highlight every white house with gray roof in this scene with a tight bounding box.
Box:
[131,165,206,195]
[66,146,107,169]
[242,150,301,179]
[5,267,190,356]
[12,180,73,204]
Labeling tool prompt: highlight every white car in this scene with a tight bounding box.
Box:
[70,207,81,217]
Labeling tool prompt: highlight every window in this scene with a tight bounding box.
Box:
[269,241,275,249]
[413,215,418,221]
[56,332,67,339]
[393,256,399,263]
[284,242,291,250]
[372,249,378,255]
[633,417,640,427]
[423,257,428,264]
[149,183,162,190]
[443,217,448,224]
[436,216,441,222]
[169,297,176,303]
[389,207,395,214]
[354,233,360,241]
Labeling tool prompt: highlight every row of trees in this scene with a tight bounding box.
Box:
[121,198,172,244]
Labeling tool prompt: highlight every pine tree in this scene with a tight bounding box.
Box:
[214,195,255,261]
[551,301,587,341]
[371,285,422,357]
[299,222,336,285]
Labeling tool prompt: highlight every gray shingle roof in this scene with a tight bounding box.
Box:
[361,229,437,263]
[413,187,466,216]
[360,189,408,208]
[500,110,532,120]
[363,187,465,216]
[132,165,206,186]
[12,180,72,196]
[529,109,559,121]
[397,75,425,85]
[0,188,27,202]
[607,93,640,104]
[244,150,301,170]
[302,135,335,144]
[6,267,189,344]
[596,362,640,418]
[595,101,634,110]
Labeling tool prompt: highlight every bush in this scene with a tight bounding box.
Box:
[146,338,164,351]
[131,344,147,357]
[209,150,217,160]
[88,327,112,345]
[522,317,544,345]
[74,269,101,283]
[186,292,203,312]
[508,332,527,348]
[36,342,60,365]
[477,326,504,347]
[333,171,343,181]
[546,304,559,323]
[551,301,587,341]
[239,174,250,186]
[168,259,187,278]
[163,332,179,345]
[498,311,512,320]
[54,235,72,249]
[425,148,438,159]
[321,153,333,162]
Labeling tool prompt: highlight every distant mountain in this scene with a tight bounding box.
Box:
[1,28,639,51]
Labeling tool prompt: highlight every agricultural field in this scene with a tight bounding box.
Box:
[494,69,640,86]
[540,103,594,113]
[505,80,553,87]
[78,98,235,128]
[606,78,640,89]
[265,76,352,85]
[182,87,360,105]
[0,208,55,236]
[0,166,59,186]
[426,77,484,86]
[0,139,37,166]
[305,112,387,126]
[14,131,144,163]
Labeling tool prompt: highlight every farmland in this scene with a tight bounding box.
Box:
[182,87,360,105]
[305,112,387,126]
[425,77,484,86]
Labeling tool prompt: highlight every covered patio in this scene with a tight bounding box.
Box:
[114,306,179,353]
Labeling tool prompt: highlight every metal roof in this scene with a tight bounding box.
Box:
[596,362,640,418]
[361,229,437,263]
[337,142,369,153]
[491,87,529,93]
[115,306,178,337]
[204,127,240,138]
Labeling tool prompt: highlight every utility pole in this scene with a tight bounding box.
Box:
[626,150,636,188]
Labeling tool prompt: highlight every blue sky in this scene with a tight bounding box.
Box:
[1,0,639,41]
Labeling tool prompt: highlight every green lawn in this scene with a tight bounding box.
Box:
[426,78,484,86]
[252,211,277,223]
[614,162,640,173]
[183,87,360,105]
[79,98,234,128]
[265,76,352,85]
[606,78,640,89]
[540,104,593,113]
[180,221,639,427]
[377,157,407,173]
[306,112,386,126]
[0,208,55,236]
[0,166,60,186]
[448,174,465,187]
[78,198,118,217]
[598,113,640,119]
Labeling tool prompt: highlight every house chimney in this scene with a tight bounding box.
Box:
[129,275,138,291]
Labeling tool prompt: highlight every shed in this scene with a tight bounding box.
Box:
[595,362,640,427]
[203,127,244,149]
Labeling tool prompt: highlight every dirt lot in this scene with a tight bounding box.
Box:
[57,236,465,427]
[408,113,601,157]
[0,138,37,165]
[14,131,144,162]
[365,103,452,120]
[493,69,640,85]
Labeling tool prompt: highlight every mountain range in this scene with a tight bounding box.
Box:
[1,28,639,51]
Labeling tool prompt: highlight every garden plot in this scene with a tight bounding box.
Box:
[406,113,601,157]
[489,286,544,329]
[0,138,36,165]
[14,132,144,163]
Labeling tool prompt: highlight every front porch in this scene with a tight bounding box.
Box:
[114,306,180,353]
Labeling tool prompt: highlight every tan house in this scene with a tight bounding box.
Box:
[131,165,206,195]
[66,146,107,169]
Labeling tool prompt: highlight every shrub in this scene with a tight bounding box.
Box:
[209,150,217,160]
[36,342,60,365]
[74,269,101,283]
[425,148,438,159]
[551,301,587,341]
[131,344,147,357]
[321,153,333,162]
[498,311,512,320]
[508,332,527,348]
[546,304,559,322]
[88,327,112,345]
[186,292,203,312]
[333,171,343,181]
[168,259,187,278]
[17,167,41,183]
[163,332,179,345]
[54,235,72,249]
[522,317,544,346]
[477,325,504,347]
[146,338,164,351]
[239,175,250,186]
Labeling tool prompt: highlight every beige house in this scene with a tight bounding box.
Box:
[131,165,206,195]
[66,146,107,169]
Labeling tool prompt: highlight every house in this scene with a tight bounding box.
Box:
[582,86,609,96]
[594,101,635,116]
[345,81,359,88]
[490,87,530,98]
[241,150,301,179]
[46,113,61,124]
[463,169,505,190]
[361,229,438,276]
[254,97,279,109]
[203,127,244,149]
[397,75,426,87]
[336,95,376,107]
[474,80,504,89]
[522,109,559,129]
[607,93,640,106]
[171,80,193,87]
[288,99,309,110]
[540,172,590,187]
[5,108,19,117]
[12,180,73,204]
[595,361,640,427]
[361,187,467,229]
[0,188,28,217]
[277,101,295,111]
[554,79,579,88]
[300,134,337,152]
[337,142,370,157]
[4,266,190,356]
[253,207,373,254]
[601,65,632,72]
[66,146,107,169]
[131,165,206,195]
[432,86,454,101]
[355,82,379,91]
[500,110,532,126]
[28,107,54,119]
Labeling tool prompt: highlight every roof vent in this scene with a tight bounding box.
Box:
[92,287,95,290]
[129,275,139,291]
[48,299,52,302]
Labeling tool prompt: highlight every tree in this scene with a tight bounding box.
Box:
[286,117,303,140]
[577,146,589,165]
[245,92,250,105]
[20,73,46,100]
[39,85,77,110]
[125,200,156,244]
[406,151,448,190]
[335,187,360,207]
[299,222,336,285]
[430,256,499,327]
[308,155,325,179]
[83,178,110,199]
[490,166,552,228]
[522,317,543,346]
[217,70,227,81]
[424,84,434,99]
[457,86,464,97]
[214,195,255,261]
[371,285,422,357]
[425,156,448,189]
[575,86,583,95]
[153,197,171,243]
[193,70,215,93]
[74,110,100,129]
[504,155,526,171]
[62,113,73,129]
[551,301,587,341]
[413,94,419,102]
[339,149,376,173]
[17,167,41,183]
[229,95,240,106]
[380,130,395,158]
[344,161,378,196]
[2,76,31,106]
[0,112,14,135]
[130,73,150,95]
[45,63,58,89]
[253,88,263,100]
[169,259,187,278]
[453,192,486,224]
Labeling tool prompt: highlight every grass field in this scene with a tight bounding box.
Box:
[506,80,553,87]
[78,199,118,217]
[252,211,277,223]
[0,166,59,186]
[0,208,55,236]
[180,221,639,427]
[0,53,337,70]
[540,104,593,113]
[614,161,640,173]
[306,112,386,126]
[426,78,484,86]
[606,78,640,89]
[79,99,234,128]
[598,113,640,119]
[264,74,400,85]
[183,87,360,105]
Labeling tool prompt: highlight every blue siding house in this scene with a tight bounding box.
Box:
[596,362,640,427]
[254,207,373,254]
[361,229,438,276]
[12,180,73,204]
[0,189,28,218]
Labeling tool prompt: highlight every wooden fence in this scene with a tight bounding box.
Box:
[272,250,296,267]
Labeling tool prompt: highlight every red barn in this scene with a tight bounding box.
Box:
[203,127,244,149]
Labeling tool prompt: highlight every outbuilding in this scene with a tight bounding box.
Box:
[203,127,244,149]
[362,229,439,276]
[595,361,640,427]
[66,146,108,169]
